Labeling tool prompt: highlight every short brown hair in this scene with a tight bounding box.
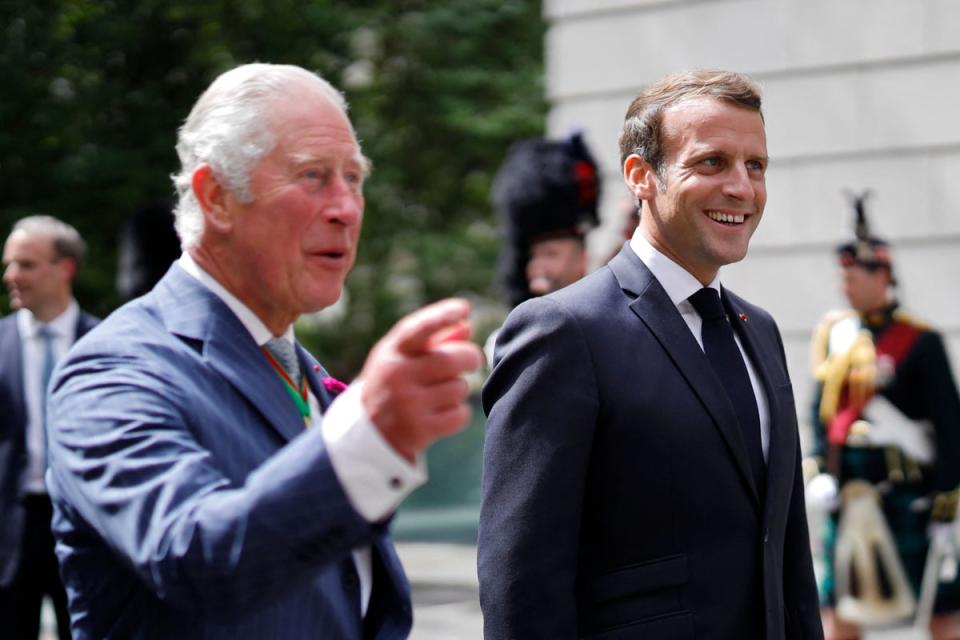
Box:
[618,69,763,174]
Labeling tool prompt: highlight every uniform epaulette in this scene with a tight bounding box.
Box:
[891,309,930,332]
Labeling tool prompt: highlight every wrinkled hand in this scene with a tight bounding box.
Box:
[358,298,483,462]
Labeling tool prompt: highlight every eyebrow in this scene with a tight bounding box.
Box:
[288,152,372,177]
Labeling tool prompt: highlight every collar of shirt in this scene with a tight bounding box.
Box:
[178,253,295,348]
[629,230,721,311]
[16,298,79,342]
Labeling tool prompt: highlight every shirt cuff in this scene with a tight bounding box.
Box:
[320,381,427,522]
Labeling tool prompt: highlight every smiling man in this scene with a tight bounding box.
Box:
[44,63,481,639]
[479,69,823,639]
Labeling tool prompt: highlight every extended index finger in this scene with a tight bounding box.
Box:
[392,298,472,356]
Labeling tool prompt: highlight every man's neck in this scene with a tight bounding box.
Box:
[30,296,72,324]
[186,248,294,337]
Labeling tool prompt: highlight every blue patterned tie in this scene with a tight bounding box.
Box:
[38,325,56,425]
[38,325,56,468]
[688,288,765,494]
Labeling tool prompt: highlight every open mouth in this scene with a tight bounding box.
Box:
[706,210,746,226]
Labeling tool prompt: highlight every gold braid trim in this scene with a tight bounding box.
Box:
[816,328,877,424]
[813,311,855,423]
[932,488,960,522]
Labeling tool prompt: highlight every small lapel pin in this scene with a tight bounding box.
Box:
[313,364,322,372]
[739,313,748,322]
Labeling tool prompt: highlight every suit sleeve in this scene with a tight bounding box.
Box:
[45,343,378,619]
[917,332,960,491]
[774,323,825,639]
[478,297,599,639]
[784,436,826,639]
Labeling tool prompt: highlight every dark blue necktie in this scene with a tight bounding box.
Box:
[688,288,765,494]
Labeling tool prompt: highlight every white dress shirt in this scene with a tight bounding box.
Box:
[629,232,771,461]
[179,253,426,615]
[18,300,79,494]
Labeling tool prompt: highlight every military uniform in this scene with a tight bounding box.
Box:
[808,198,960,620]
[810,303,960,611]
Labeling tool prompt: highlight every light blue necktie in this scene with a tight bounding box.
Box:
[37,325,56,468]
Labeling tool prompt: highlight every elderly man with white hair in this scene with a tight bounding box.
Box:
[44,63,481,639]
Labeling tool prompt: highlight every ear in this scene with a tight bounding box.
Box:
[192,164,233,233]
[59,257,78,283]
[623,154,659,201]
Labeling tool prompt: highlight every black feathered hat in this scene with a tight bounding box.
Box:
[836,190,893,271]
[492,132,601,307]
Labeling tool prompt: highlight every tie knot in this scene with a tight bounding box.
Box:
[688,287,726,321]
[264,337,300,384]
[37,325,54,340]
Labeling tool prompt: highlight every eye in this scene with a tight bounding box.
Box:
[701,156,720,167]
[345,171,363,186]
[746,159,766,173]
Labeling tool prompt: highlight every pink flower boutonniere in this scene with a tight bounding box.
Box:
[321,376,348,396]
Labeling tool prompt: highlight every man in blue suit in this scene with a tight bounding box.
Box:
[479,69,823,638]
[1,215,98,639]
[45,63,481,639]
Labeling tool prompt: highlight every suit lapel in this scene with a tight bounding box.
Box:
[155,265,305,443]
[74,310,98,340]
[609,247,760,507]
[0,317,27,432]
[299,346,338,414]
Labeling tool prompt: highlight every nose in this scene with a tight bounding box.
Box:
[722,164,757,201]
[321,174,363,226]
[2,262,16,285]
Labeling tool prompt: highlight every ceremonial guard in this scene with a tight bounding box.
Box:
[806,194,960,639]
[484,132,600,363]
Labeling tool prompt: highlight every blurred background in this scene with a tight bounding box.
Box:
[3,1,959,638]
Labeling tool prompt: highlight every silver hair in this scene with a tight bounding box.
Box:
[11,215,86,267]
[171,63,350,249]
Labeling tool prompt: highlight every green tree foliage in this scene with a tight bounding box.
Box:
[0,0,545,376]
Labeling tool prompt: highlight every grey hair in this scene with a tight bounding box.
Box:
[171,63,349,249]
[11,215,86,268]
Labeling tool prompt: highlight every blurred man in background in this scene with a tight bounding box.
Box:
[44,63,481,639]
[485,132,600,363]
[1,215,98,640]
[491,131,600,307]
[807,194,960,639]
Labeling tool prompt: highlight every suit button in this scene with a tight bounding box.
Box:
[763,528,769,543]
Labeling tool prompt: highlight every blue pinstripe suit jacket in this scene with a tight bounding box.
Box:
[46,264,412,639]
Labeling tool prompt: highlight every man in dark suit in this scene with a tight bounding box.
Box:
[479,69,823,639]
[44,63,481,639]
[1,215,98,639]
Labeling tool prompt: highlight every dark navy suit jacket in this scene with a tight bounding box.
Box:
[45,265,412,639]
[479,246,822,639]
[0,307,98,587]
